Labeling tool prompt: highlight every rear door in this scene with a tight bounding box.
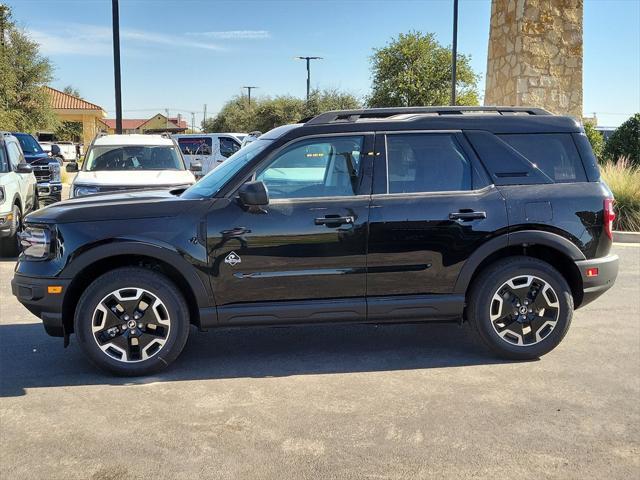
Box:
[206,133,374,324]
[366,131,507,317]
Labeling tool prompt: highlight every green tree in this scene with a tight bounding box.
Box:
[0,5,56,132]
[202,89,361,133]
[603,114,640,166]
[368,31,479,108]
[63,85,81,98]
[583,122,605,160]
[54,121,83,142]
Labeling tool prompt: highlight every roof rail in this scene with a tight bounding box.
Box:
[306,106,552,125]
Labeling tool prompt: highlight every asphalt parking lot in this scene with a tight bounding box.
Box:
[0,244,638,480]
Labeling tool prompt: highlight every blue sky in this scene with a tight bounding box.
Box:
[8,0,640,127]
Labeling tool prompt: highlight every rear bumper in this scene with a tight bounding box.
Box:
[11,273,70,337]
[575,254,619,307]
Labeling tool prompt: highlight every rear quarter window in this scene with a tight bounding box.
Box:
[498,133,587,183]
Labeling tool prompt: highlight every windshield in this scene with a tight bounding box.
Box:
[14,134,44,155]
[181,139,272,199]
[84,145,185,171]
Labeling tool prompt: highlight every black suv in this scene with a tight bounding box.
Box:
[12,107,619,376]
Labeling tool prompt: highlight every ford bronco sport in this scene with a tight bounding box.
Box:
[12,107,619,376]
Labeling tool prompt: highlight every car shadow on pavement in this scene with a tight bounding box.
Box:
[0,321,518,397]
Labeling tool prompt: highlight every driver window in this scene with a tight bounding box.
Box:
[7,143,22,169]
[256,136,364,199]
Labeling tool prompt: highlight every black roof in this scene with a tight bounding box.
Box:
[295,107,582,135]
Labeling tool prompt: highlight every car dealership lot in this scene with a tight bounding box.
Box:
[1,244,638,480]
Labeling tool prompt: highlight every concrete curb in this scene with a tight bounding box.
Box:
[614,231,640,243]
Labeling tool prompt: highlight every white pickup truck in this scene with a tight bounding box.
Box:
[40,141,78,162]
[0,133,38,256]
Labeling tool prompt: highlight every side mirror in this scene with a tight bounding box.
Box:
[66,162,79,173]
[51,144,61,155]
[238,181,269,206]
[190,161,202,172]
[16,163,32,174]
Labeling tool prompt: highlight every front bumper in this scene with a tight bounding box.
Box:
[0,211,14,238]
[37,182,62,200]
[575,253,619,307]
[11,273,70,337]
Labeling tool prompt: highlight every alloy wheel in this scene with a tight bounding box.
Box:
[489,275,560,347]
[91,287,171,363]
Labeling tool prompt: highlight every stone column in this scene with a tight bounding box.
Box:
[484,0,583,118]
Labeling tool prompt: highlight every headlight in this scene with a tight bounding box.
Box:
[0,186,5,204]
[74,185,99,197]
[18,225,52,259]
[49,162,61,183]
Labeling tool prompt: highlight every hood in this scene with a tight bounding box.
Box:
[25,188,205,224]
[25,153,53,164]
[73,169,195,187]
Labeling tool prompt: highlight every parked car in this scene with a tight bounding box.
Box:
[40,141,77,163]
[67,133,199,198]
[11,132,62,206]
[173,133,243,175]
[0,133,38,256]
[12,107,619,376]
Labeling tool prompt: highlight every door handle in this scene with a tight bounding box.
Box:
[314,215,355,226]
[449,211,487,221]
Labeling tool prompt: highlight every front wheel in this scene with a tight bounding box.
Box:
[467,257,573,360]
[74,267,190,376]
[0,205,21,257]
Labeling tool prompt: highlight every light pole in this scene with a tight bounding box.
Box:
[296,56,323,101]
[243,86,258,107]
[111,0,122,134]
[451,0,459,106]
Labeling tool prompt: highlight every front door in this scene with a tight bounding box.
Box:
[207,134,374,325]
[366,131,507,319]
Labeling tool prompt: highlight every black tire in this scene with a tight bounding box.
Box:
[0,204,21,257]
[467,256,573,360]
[74,267,190,376]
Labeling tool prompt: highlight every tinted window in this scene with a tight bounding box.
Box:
[386,134,472,193]
[14,134,44,155]
[0,144,9,172]
[177,137,212,155]
[84,145,184,171]
[257,136,364,199]
[220,137,241,158]
[499,134,587,183]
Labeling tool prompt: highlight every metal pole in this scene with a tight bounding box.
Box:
[451,0,458,106]
[243,86,258,107]
[296,57,322,101]
[111,0,122,134]
[191,112,195,132]
[203,104,207,126]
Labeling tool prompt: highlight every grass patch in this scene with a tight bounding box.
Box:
[601,157,640,232]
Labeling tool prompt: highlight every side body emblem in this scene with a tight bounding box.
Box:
[224,251,242,266]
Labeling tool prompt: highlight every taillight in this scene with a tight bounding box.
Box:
[604,198,615,240]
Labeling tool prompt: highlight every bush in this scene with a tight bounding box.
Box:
[600,158,640,232]
[603,114,640,166]
[583,122,604,160]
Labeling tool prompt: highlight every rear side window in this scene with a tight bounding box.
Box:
[386,134,472,193]
[177,137,212,155]
[498,134,587,183]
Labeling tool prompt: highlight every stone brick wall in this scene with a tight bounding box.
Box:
[484,0,583,118]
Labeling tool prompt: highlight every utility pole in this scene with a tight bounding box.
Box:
[111,0,123,134]
[450,0,459,106]
[243,86,258,107]
[191,112,195,132]
[0,4,8,52]
[165,109,169,129]
[296,56,323,101]
[203,104,207,126]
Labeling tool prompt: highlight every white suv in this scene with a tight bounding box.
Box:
[0,133,38,256]
[68,134,199,198]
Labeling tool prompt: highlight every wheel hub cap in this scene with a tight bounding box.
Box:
[91,287,171,363]
[489,275,560,347]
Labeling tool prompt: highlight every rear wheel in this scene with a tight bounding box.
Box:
[74,267,190,376]
[0,204,21,257]
[467,256,573,360]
